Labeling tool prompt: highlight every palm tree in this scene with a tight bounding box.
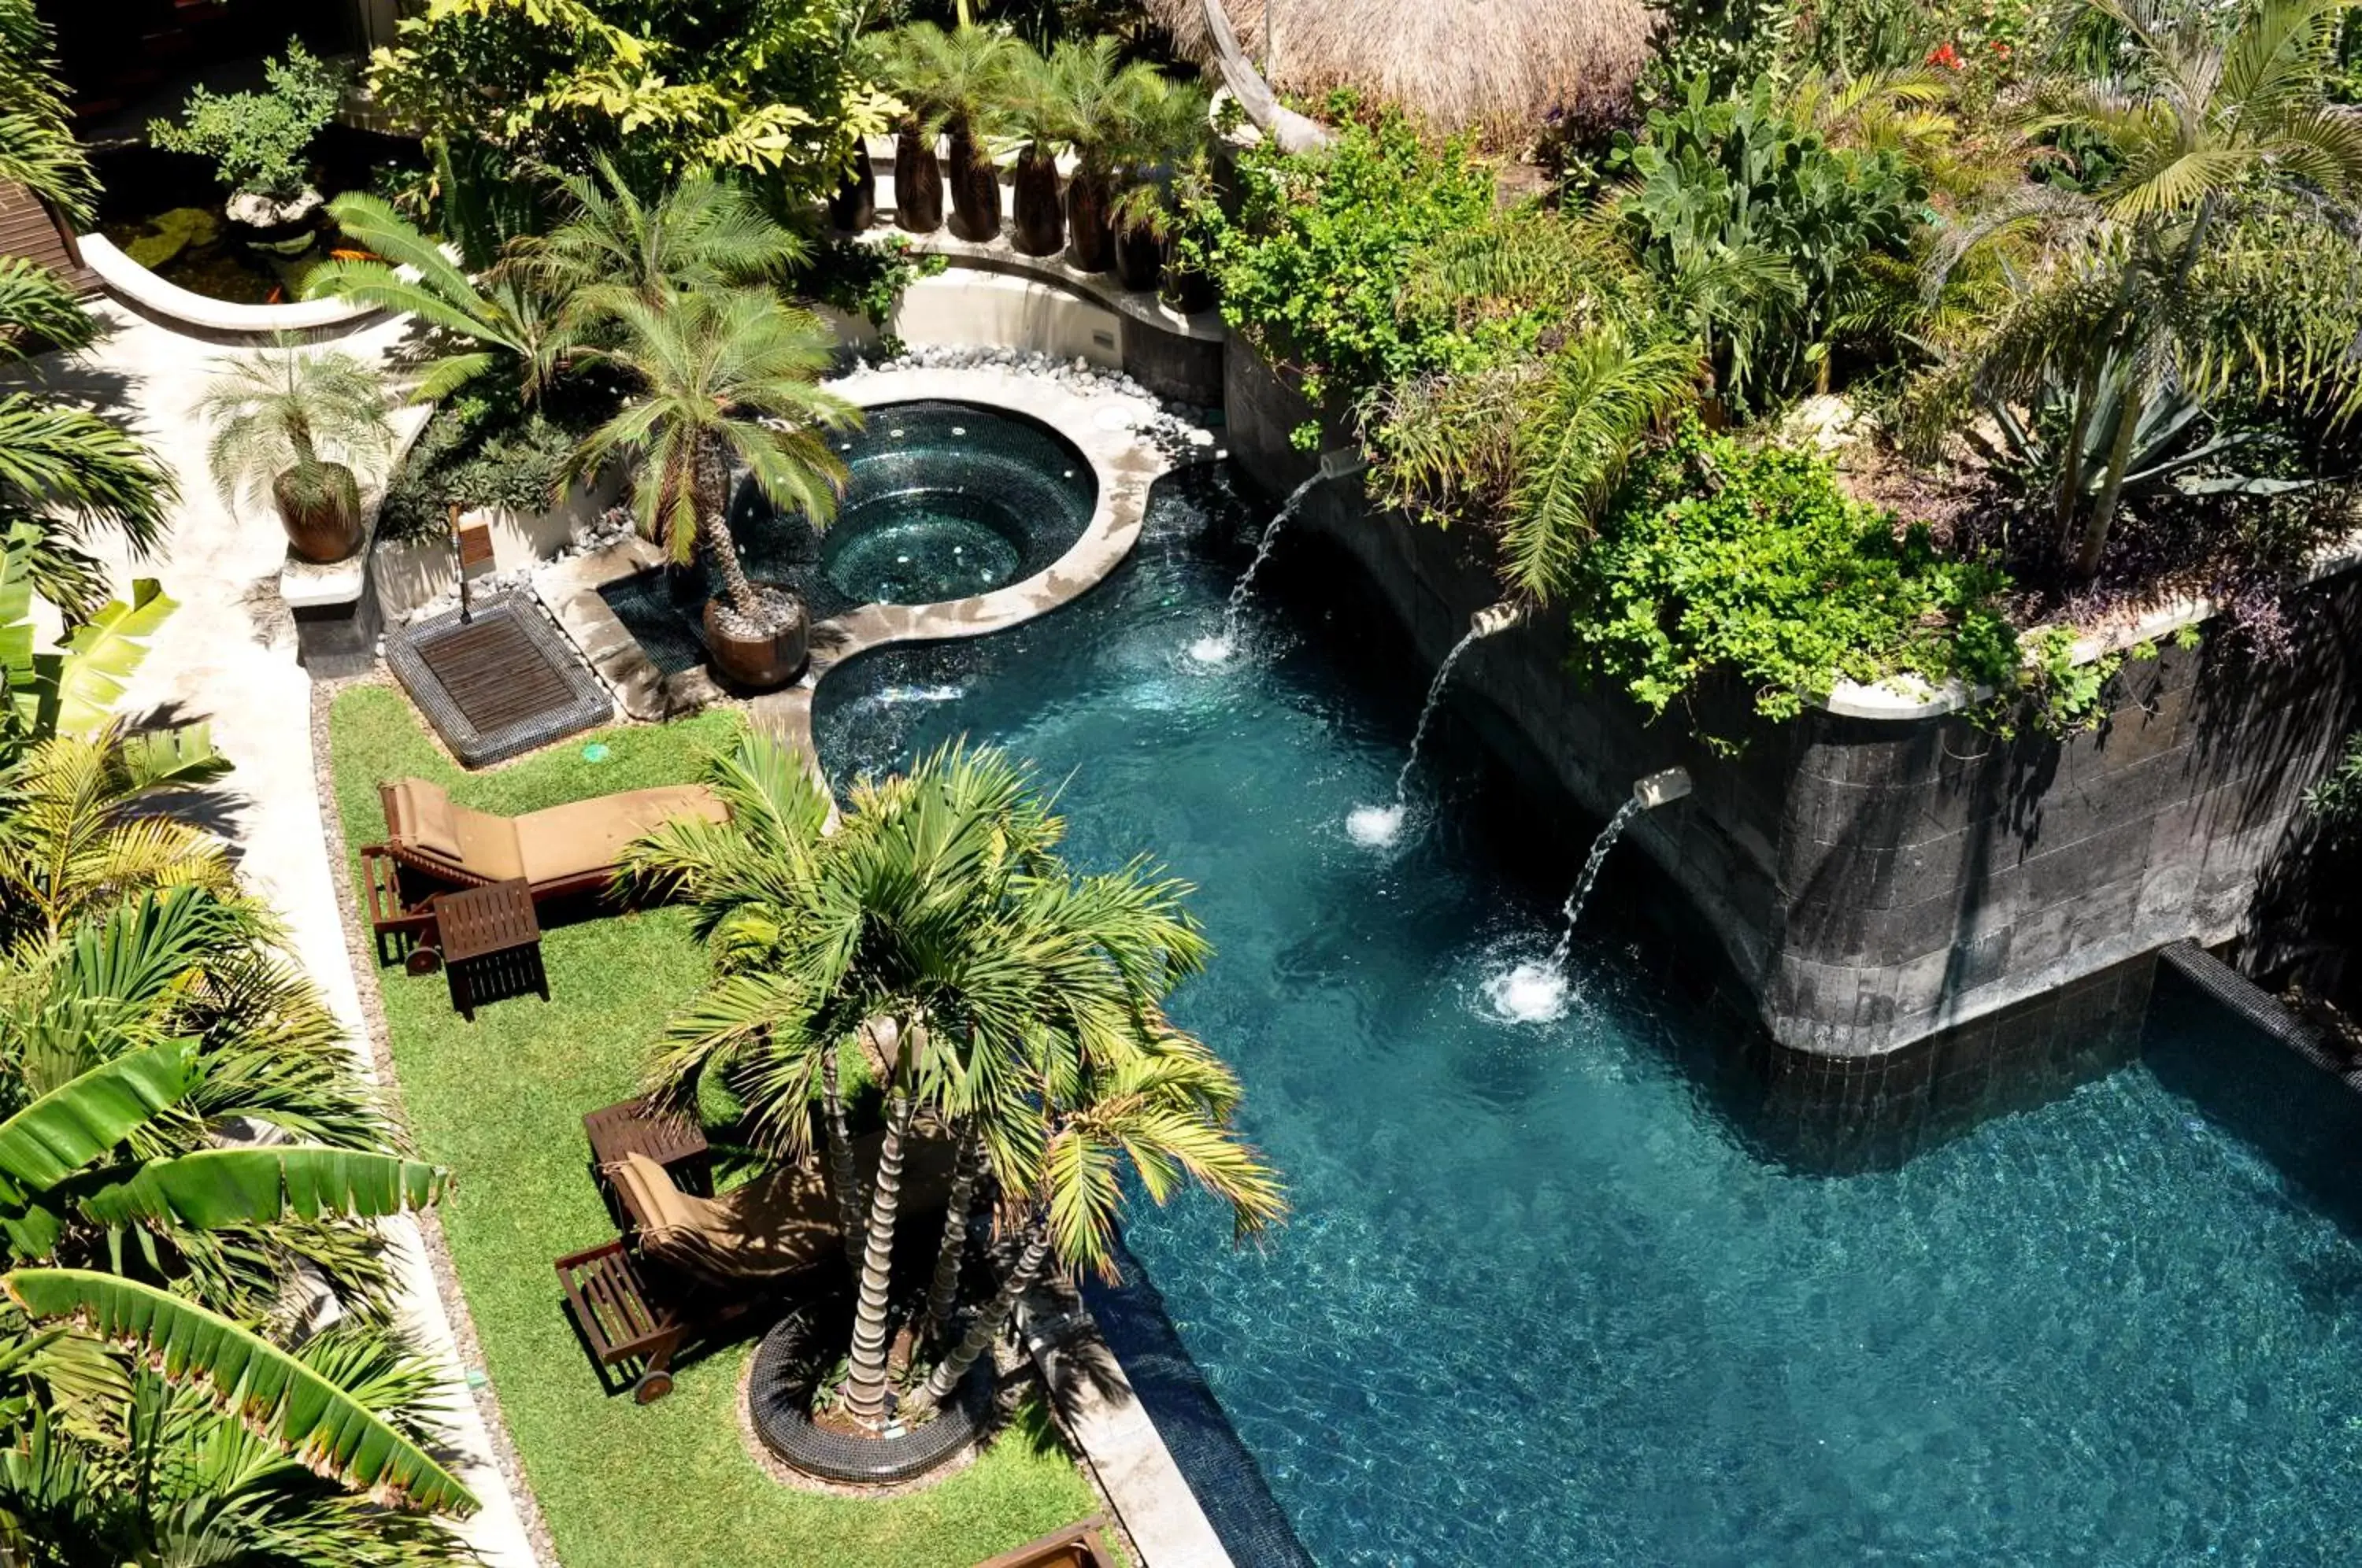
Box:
[630,738,1272,1436]
[887,23,1021,242]
[303,193,572,405]
[1105,70,1212,295]
[905,1030,1283,1415]
[531,160,812,328]
[563,289,856,641]
[197,343,394,564]
[0,4,170,627]
[1929,0,2362,578]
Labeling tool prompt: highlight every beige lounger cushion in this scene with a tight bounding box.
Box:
[512,785,728,885]
[390,778,464,863]
[381,778,725,887]
[613,1152,838,1281]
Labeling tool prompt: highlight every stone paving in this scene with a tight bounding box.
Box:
[22,302,541,1568]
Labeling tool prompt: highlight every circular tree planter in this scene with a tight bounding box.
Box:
[747,1298,995,1485]
[704,586,810,690]
[273,462,364,563]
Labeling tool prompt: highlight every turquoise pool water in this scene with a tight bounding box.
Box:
[813,466,2362,1566]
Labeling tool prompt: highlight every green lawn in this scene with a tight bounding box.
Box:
[328,686,1105,1568]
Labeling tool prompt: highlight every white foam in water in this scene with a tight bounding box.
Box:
[1346,803,1405,847]
[1189,635,1234,664]
[1482,960,1570,1024]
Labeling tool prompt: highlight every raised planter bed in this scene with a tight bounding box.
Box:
[746,1293,994,1485]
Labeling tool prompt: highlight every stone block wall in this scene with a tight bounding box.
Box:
[1224,329,2362,1075]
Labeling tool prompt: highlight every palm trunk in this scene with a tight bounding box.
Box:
[820,1044,864,1272]
[694,436,760,620]
[910,1220,1050,1413]
[842,1036,915,1430]
[917,1129,983,1344]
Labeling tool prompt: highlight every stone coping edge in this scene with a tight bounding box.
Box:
[81,234,384,336]
[1018,1281,1236,1568]
[1823,531,2362,720]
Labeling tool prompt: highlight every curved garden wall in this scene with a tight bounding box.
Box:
[1225,329,2362,1093]
[79,234,382,338]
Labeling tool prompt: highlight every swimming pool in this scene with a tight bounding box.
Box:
[813,464,2362,1566]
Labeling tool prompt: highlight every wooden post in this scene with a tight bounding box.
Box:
[448,502,470,623]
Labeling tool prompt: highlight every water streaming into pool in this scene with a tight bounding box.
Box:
[813,464,2362,1566]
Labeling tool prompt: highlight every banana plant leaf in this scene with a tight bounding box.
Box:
[2,1269,479,1517]
[50,579,176,739]
[70,1148,449,1230]
[0,1040,188,1195]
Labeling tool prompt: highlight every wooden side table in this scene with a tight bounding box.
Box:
[434,878,547,1021]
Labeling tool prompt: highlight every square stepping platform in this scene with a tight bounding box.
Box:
[387,595,613,767]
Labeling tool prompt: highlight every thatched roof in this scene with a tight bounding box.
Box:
[1150,0,1654,140]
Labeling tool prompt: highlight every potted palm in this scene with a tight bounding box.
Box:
[890,23,1019,243]
[1002,42,1065,257]
[878,30,944,235]
[566,288,857,691]
[1050,39,1157,275]
[830,140,879,233]
[1108,73,1211,298]
[198,342,393,564]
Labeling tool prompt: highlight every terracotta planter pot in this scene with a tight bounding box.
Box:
[1112,220,1162,294]
[829,143,876,233]
[1064,170,1113,272]
[1161,240,1216,313]
[272,462,363,564]
[946,126,1001,242]
[703,590,809,690]
[1011,147,1063,257]
[894,126,942,235]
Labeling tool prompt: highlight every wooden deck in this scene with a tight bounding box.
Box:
[0,180,99,297]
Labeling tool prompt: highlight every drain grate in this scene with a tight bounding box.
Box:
[387,595,613,767]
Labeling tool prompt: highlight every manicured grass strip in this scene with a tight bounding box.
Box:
[328,687,1107,1568]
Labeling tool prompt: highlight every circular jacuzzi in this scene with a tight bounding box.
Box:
[602,398,1102,679]
[726,400,1096,611]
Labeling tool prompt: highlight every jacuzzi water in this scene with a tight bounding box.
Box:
[599,401,1094,672]
[814,464,2362,1566]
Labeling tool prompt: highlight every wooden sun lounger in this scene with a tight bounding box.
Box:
[972,1517,1121,1568]
[360,775,727,970]
[556,1110,959,1404]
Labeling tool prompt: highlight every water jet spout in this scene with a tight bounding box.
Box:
[1633,767,1692,810]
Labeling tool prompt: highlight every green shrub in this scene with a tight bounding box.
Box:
[148,38,345,200]
[377,390,607,543]
[1186,109,1501,431]
[802,235,947,356]
[1564,416,2018,748]
[1609,74,1928,414]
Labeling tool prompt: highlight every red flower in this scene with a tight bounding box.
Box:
[1990,39,2012,57]
[1926,40,1965,69]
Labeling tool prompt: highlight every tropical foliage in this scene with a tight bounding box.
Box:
[370,0,894,204]
[624,736,1283,1433]
[196,344,394,520]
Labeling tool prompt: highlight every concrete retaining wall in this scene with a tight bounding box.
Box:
[1224,327,2362,1087]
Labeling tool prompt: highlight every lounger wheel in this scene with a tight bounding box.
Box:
[405,945,443,976]
[632,1370,673,1404]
